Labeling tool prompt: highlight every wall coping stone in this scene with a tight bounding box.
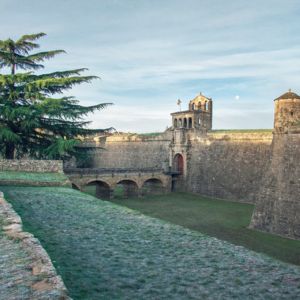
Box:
[0,190,72,299]
[0,160,64,173]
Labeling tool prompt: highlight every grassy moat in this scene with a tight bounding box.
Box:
[111,193,300,265]
[1,186,300,299]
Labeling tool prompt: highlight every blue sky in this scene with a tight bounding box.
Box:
[1,0,300,132]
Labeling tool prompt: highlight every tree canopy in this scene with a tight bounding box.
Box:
[0,33,111,159]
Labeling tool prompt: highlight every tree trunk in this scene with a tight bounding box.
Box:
[11,63,15,75]
[5,143,15,159]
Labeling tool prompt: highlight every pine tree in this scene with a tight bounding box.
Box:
[0,33,111,159]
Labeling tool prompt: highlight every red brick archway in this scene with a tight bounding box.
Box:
[173,153,184,174]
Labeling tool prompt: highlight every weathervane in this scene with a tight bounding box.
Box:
[177,99,182,111]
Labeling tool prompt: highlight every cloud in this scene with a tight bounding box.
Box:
[1,0,300,131]
[90,104,173,132]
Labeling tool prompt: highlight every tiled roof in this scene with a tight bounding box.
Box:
[275,90,300,101]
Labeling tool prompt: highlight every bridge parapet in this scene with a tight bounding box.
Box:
[64,167,165,175]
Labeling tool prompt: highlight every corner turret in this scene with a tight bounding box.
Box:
[274,89,300,133]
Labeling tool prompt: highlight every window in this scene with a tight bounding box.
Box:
[183,118,187,128]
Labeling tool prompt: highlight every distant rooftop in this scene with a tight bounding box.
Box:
[190,92,212,102]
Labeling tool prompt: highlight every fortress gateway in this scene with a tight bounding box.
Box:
[72,91,300,240]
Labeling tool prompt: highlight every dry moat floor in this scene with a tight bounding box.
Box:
[1,186,300,299]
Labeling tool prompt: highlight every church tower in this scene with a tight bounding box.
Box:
[171,93,213,132]
[169,92,213,191]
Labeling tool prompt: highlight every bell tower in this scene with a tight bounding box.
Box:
[169,92,213,191]
[171,92,213,131]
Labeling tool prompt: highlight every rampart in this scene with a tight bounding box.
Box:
[77,132,172,170]
[80,131,273,203]
[75,90,299,240]
[250,131,300,239]
[186,132,273,203]
[0,159,64,173]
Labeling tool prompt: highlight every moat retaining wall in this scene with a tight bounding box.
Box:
[186,132,273,203]
[250,132,300,239]
[0,160,64,173]
[0,191,71,299]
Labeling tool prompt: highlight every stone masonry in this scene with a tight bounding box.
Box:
[250,91,300,239]
[0,191,71,300]
[76,90,299,239]
[0,160,64,173]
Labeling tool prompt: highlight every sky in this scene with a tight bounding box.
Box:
[1,0,300,132]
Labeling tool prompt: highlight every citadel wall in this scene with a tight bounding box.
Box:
[250,91,300,239]
[250,132,300,239]
[81,130,273,204]
[78,132,172,170]
[186,132,273,203]
[77,90,300,239]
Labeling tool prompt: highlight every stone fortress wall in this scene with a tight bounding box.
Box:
[250,91,300,239]
[80,131,273,204]
[186,132,272,203]
[250,133,300,239]
[77,131,172,170]
[79,90,300,239]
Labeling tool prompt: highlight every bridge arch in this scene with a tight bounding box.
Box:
[84,180,111,199]
[114,179,139,198]
[142,178,165,195]
[71,183,80,190]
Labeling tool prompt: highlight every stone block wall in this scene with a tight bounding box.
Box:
[77,133,171,170]
[79,131,273,204]
[0,160,64,173]
[0,191,71,299]
[250,133,300,239]
[186,132,273,203]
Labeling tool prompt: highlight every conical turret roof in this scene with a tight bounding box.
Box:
[274,90,300,101]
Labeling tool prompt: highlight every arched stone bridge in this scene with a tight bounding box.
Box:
[64,168,172,199]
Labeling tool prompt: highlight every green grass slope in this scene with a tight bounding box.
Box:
[0,171,69,186]
[210,129,273,133]
[112,193,300,265]
[1,186,300,300]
